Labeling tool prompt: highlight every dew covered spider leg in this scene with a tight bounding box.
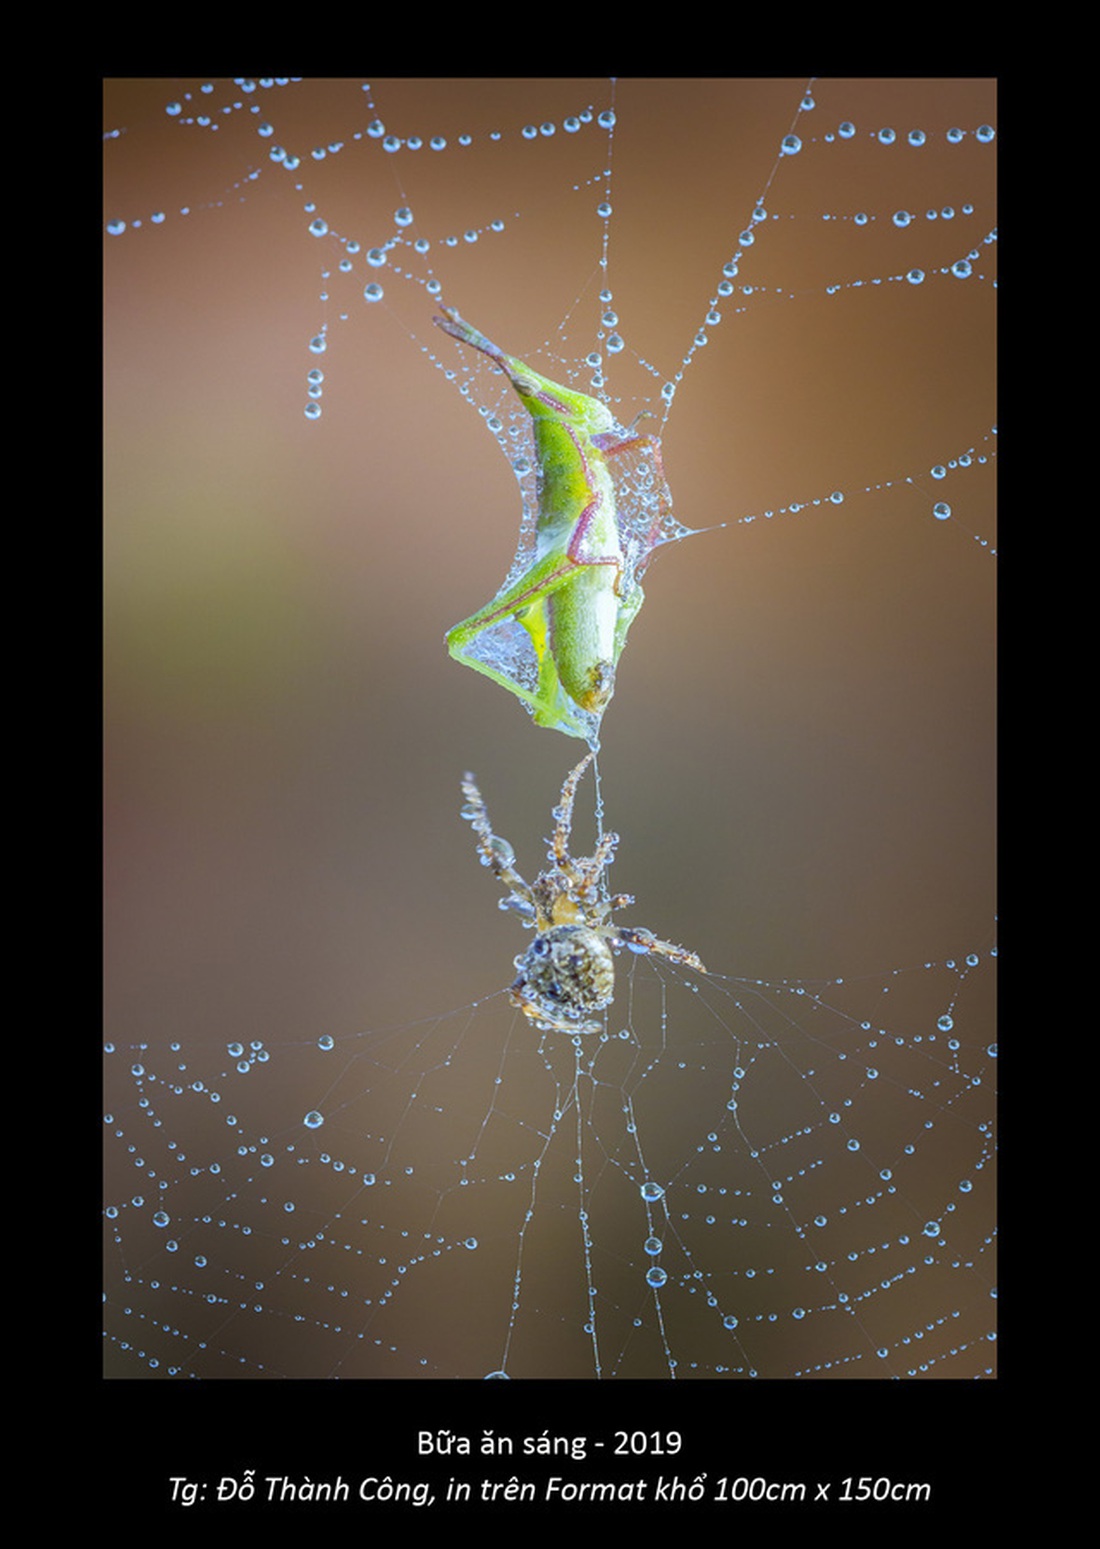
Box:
[548,754,620,907]
[615,926,706,975]
[575,830,620,902]
[548,753,595,866]
[460,771,532,907]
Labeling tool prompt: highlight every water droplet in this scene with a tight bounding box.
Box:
[933,502,951,521]
[781,134,801,156]
[646,1266,667,1288]
[364,283,384,303]
[304,1111,324,1129]
[640,1182,665,1202]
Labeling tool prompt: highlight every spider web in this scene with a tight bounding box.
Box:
[104,73,996,1448]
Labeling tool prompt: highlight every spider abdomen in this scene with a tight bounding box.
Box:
[512,924,615,1028]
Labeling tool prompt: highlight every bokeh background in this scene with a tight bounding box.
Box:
[104,78,995,1386]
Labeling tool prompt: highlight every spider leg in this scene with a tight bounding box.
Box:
[548,753,595,866]
[571,829,619,906]
[547,754,620,910]
[460,772,534,904]
[591,430,673,574]
[615,926,706,975]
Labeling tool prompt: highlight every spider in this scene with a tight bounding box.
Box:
[460,753,705,1033]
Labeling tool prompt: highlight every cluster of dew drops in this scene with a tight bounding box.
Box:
[104,77,994,515]
[302,101,618,423]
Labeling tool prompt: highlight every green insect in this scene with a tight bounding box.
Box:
[435,306,673,741]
